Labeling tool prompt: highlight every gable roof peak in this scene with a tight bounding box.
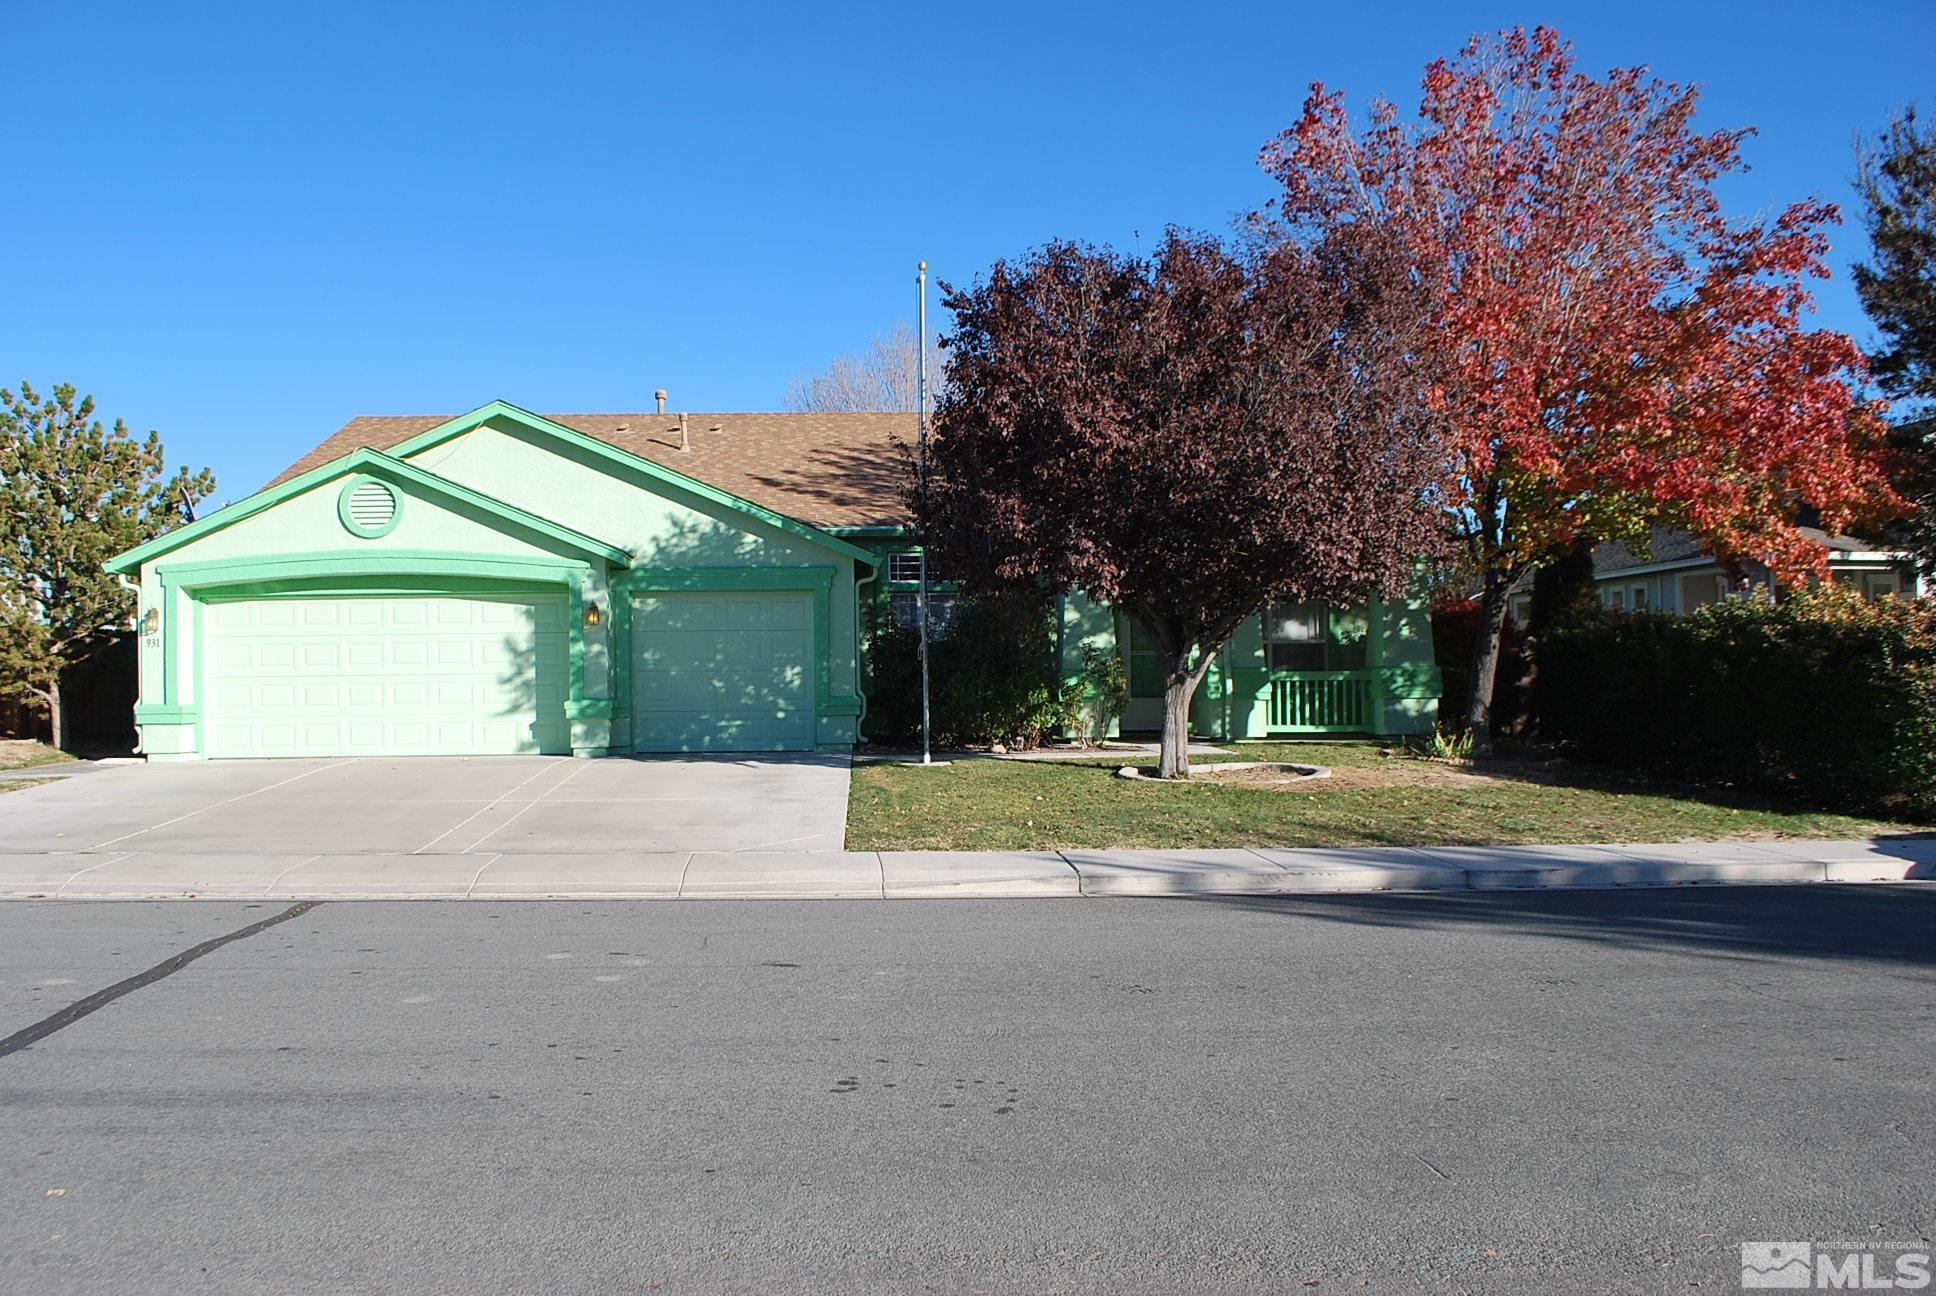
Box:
[267,405,917,531]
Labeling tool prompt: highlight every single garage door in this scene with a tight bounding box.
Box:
[203,593,569,758]
[631,590,813,752]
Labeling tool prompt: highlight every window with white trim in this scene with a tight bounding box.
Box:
[887,552,924,583]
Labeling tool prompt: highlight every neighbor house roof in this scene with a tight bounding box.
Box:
[267,411,917,530]
[1593,524,1903,577]
[1591,527,1711,576]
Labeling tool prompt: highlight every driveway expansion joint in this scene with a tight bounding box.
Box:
[462,853,506,897]
[83,759,356,852]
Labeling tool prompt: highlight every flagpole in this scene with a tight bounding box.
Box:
[916,260,933,766]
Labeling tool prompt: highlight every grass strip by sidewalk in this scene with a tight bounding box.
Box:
[846,742,1910,851]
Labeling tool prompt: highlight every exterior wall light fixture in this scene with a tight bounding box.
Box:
[584,601,603,627]
[140,607,160,635]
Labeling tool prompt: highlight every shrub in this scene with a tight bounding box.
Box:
[1066,644,1128,744]
[862,590,1070,748]
[1536,588,1936,818]
[1405,723,1476,762]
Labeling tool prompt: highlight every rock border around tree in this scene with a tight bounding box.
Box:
[1115,761,1333,784]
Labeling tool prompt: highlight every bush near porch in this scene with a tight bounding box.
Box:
[862,591,1073,748]
[1536,589,1936,819]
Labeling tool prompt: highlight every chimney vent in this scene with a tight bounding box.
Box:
[654,389,668,415]
[679,412,690,453]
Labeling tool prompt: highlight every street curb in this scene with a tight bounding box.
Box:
[2,838,1932,900]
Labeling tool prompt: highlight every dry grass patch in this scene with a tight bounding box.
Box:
[0,740,71,772]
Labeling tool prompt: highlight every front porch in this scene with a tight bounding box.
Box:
[1265,670,1376,733]
[1060,588,1442,741]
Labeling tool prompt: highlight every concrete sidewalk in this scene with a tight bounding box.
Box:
[0,836,1929,900]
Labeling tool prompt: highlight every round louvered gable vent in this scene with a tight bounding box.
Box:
[337,477,402,538]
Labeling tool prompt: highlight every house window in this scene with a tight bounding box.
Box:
[1630,585,1648,610]
[890,591,955,638]
[1606,588,1625,610]
[887,552,924,583]
[1264,601,1327,673]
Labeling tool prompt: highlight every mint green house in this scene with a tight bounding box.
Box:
[107,401,1439,760]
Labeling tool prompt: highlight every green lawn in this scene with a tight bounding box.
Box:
[846,742,1913,851]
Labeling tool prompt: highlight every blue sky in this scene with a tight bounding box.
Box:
[6,1,1931,499]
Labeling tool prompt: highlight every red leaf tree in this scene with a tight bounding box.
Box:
[919,229,1447,777]
[1259,26,1901,745]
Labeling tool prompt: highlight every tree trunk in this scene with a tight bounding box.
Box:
[1157,662,1199,779]
[1462,577,1513,751]
[46,675,63,752]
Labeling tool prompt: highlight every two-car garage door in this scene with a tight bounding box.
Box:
[203,595,570,758]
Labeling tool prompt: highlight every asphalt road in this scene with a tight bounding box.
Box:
[2,888,1931,1295]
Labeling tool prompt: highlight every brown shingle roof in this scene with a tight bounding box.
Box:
[266,411,917,530]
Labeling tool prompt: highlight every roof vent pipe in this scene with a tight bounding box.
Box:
[679,412,689,453]
[655,389,668,415]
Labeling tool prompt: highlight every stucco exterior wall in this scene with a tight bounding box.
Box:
[1366,577,1440,737]
[1057,591,1121,742]
[405,419,860,709]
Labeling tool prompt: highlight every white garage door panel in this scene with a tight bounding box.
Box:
[203,594,568,758]
[632,591,813,752]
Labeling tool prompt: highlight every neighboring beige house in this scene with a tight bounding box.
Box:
[1582,526,1924,616]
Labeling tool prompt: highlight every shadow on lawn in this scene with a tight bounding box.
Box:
[1183,883,1936,969]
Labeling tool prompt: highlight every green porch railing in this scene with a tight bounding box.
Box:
[1267,671,1374,732]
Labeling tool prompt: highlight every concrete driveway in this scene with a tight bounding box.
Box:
[0,755,852,858]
